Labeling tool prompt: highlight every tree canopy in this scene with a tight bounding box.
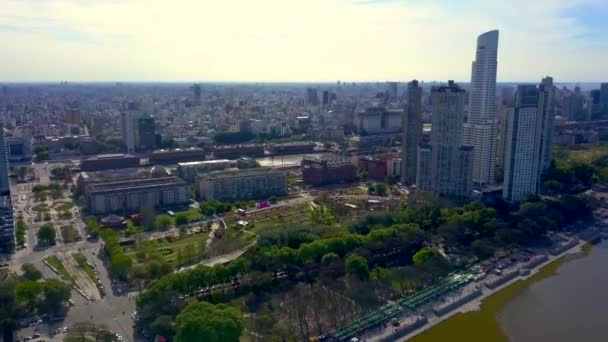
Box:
[345,254,369,279]
[37,224,56,245]
[175,301,244,342]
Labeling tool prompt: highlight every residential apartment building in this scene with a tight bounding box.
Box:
[402,80,423,185]
[464,30,499,188]
[417,81,473,200]
[503,84,545,202]
[199,168,287,201]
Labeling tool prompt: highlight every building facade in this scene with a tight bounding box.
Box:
[503,85,545,202]
[81,154,140,172]
[565,87,586,121]
[464,30,499,188]
[301,156,357,186]
[199,168,287,201]
[357,107,402,135]
[417,81,473,199]
[0,125,13,252]
[79,170,189,214]
[600,83,608,117]
[538,77,555,175]
[6,137,31,162]
[402,80,423,185]
[120,112,135,154]
[137,116,157,151]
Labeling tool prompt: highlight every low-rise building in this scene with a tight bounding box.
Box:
[148,148,207,165]
[176,159,232,182]
[199,168,287,201]
[357,153,401,181]
[212,144,266,159]
[269,142,315,155]
[81,154,140,171]
[301,156,356,186]
[78,168,189,214]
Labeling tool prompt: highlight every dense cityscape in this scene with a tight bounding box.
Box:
[1,18,608,342]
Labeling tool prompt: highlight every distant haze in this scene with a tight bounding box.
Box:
[1,0,607,82]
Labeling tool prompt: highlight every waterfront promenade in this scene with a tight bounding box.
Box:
[364,236,592,342]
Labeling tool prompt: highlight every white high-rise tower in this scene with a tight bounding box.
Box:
[465,30,499,188]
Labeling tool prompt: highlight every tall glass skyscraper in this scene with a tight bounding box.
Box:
[464,30,499,188]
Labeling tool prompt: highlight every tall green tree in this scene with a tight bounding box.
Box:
[175,213,188,226]
[37,224,56,245]
[155,215,173,230]
[345,254,369,279]
[412,247,438,265]
[175,301,243,342]
[21,264,42,281]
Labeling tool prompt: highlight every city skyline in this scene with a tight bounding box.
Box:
[1,0,607,82]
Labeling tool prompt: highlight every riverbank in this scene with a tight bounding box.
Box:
[406,241,592,342]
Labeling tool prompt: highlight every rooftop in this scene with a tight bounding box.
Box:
[178,159,231,167]
[85,153,136,160]
[151,148,205,155]
[200,167,283,180]
[87,176,186,194]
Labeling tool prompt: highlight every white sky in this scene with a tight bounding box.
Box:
[0,0,607,82]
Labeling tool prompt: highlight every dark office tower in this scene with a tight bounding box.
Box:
[600,83,608,116]
[306,88,319,106]
[322,90,330,106]
[137,116,156,151]
[191,83,202,104]
[590,90,601,118]
[503,85,545,202]
[0,125,14,253]
[538,76,555,175]
[401,80,422,185]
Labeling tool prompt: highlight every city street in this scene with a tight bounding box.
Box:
[11,164,138,342]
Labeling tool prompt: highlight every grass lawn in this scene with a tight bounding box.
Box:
[31,203,49,213]
[72,252,97,283]
[204,230,256,258]
[53,201,74,211]
[554,144,608,166]
[249,205,311,235]
[58,211,73,220]
[125,232,209,266]
[45,255,73,282]
[177,207,204,221]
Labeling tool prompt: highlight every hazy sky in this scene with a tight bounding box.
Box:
[1,0,607,82]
